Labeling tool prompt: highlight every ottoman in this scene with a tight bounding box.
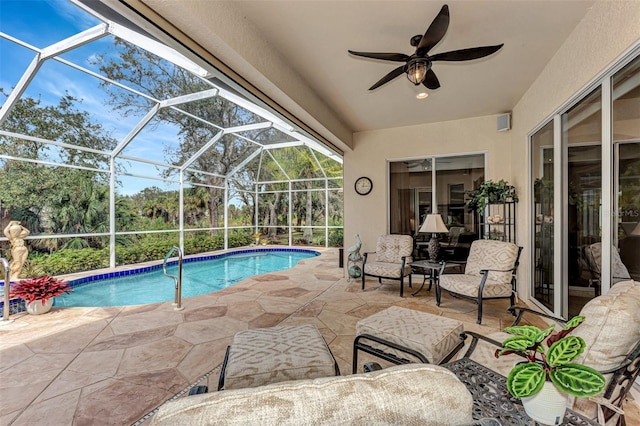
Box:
[352,306,464,373]
[218,324,340,390]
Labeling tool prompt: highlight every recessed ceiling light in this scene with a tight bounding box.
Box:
[416,92,429,99]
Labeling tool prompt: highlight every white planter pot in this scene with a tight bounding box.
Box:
[521,381,568,425]
[26,298,53,315]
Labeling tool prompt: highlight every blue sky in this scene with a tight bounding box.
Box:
[0,0,184,194]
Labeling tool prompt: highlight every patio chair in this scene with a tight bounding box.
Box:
[459,279,640,426]
[362,234,413,297]
[584,242,631,296]
[436,239,522,324]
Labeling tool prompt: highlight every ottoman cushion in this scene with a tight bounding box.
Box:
[356,306,463,364]
[223,324,336,390]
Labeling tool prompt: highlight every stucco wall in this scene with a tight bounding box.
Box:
[345,1,640,294]
[510,0,640,299]
[344,114,512,258]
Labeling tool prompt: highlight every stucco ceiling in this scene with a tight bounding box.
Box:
[138,1,596,139]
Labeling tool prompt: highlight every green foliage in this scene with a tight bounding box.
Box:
[328,229,344,247]
[498,316,606,399]
[465,179,518,212]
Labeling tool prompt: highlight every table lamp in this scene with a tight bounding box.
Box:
[419,214,449,262]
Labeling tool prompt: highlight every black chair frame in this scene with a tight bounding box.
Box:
[361,252,412,297]
[352,333,464,374]
[436,246,523,324]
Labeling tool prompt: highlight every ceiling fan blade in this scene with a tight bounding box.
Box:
[416,4,450,56]
[348,50,410,62]
[369,65,406,90]
[422,68,440,90]
[430,44,504,61]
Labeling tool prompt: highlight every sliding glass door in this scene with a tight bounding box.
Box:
[530,52,639,318]
[389,154,484,260]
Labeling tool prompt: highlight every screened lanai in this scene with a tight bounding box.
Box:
[0,0,343,276]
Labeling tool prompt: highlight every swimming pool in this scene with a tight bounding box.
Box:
[53,248,319,307]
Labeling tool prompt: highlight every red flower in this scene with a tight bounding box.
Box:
[9,276,72,304]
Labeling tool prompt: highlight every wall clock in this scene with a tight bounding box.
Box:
[354,177,373,195]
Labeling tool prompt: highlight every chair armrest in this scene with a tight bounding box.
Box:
[459,331,505,358]
[507,305,567,327]
[479,268,516,274]
[440,260,466,274]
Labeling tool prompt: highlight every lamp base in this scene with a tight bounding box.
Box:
[427,234,441,262]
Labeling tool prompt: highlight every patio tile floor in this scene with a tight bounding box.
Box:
[0,248,637,425]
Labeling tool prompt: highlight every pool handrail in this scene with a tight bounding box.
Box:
[163,247,184,311]
[1,258,10,321]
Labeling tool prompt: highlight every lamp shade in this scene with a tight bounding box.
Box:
[419,214,449,234]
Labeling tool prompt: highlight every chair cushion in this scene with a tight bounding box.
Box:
[151,364,474,426]
[356,306,463,364]
[223,325,336,390]
[465,240,519,283]
[439,274,513,298]
[573,280,640,373]
[364,261,411,278]
[375,234,413,263]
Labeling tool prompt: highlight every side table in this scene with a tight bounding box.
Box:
[410,260,442,296]
[443,358,598,425]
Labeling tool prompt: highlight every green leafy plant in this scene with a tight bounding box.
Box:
[496,316,605,398]
[9,275,72,304]
[466,179,518,212]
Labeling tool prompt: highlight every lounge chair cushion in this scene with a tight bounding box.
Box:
[439,274,513,298]
[152,364,474,425]
[375,234,413,263]
[222,325,337,390]
[356,306,463,364]
[572,280,640,372]
[464,240,520,283]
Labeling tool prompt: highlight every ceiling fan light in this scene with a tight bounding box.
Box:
[407,60,428,85]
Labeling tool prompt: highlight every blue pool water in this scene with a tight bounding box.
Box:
[54,249,318,307]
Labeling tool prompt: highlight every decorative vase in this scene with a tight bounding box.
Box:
[25,298,53,315]
[520,382,568,425]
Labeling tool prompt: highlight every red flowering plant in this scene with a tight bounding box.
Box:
[9,275,72,305]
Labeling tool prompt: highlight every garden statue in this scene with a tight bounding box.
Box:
[3,221,30,280]
[347,234,362,262]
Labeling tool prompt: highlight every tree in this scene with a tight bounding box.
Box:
[95,40,260,235]
[0,89,118,250]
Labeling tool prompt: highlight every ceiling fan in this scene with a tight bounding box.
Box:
[348,4,503,91]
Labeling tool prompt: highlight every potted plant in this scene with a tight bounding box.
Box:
[465,179,518,213]
[496,315,606,425]
[9,275,72,315]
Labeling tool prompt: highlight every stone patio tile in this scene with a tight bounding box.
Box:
[317,310,360,336]
[74,379,173,425]
[248,312,288,328]
[0,352,77,415]
[225,300,265,322]
[0,344,34,372]
[323,298,366,314]
[25,320,110,354]
[174,316,247,345]
[117,337,192,376]
[177,339,229,383]
[183,305,228,322]
[255,296,301,314]
[294,299,325,317]
[117,368,188,394]
[35,368,116,402]
[85,325,178,351]
[10,389,81,426]
[108,309,184,335]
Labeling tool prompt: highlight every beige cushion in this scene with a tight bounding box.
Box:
[223,325,336,390]
[375,234,413,264]
[439,274,513,298]
[464,240,519,283]
[363,262,411,278]
[151,364,473,426]
[356,306,463,364]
